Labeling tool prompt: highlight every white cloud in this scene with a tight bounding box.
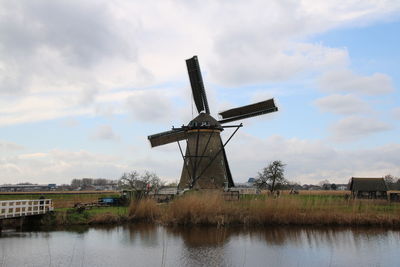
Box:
[0,1,139,93]
[393,107,400,120]
[0,95,92,126]
[125,91,174,122]
[211,42,348,85]
[0,0,398,125]
[0,146,184,184]
[206,0,399,85]
[0,1,399,185]
[330,116,391,141]
[0,140,24,151]
[61,118,80,128]
[90,125,119,141]
[1,134,399,185]
[318,69,394,95]
[18,153,47,159]
[0,150,128,184]
[314,94,370,115]
[225,134,400,184]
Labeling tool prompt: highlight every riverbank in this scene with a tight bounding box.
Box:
[33,192,400,227]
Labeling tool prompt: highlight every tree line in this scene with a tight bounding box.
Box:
[70,161,399,192]
[115,160,289,193]
[70,178,118,189]
[384,174,400,190]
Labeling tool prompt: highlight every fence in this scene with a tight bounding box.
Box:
[0,199,54,219]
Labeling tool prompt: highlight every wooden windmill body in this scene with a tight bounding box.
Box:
[148,56,278,190]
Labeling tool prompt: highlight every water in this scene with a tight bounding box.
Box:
[1,225,400,267]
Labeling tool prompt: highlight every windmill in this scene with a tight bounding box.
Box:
[148,56,278,190]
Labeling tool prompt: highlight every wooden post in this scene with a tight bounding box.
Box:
[0,220,3,235]
[17,216,24,231]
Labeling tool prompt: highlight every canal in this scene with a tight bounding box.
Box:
[1,225,400,266]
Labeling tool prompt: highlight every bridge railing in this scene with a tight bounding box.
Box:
[0,199,54,219]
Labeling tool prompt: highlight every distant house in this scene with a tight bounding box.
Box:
[234,178,258,189]
[348,177,388,199]
[150,186,178,195]
[308,185,322,191]
[93,184,118,191]
[247,178,256,184]
[336,184,348,191]
[0,184,57,192]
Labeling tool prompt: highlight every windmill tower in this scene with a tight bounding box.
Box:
[148,56,278,189]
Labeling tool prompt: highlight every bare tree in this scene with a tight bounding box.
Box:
[255,160,287,192]
[118,171,142,190]
[318,179,330,187]
[140,171,164,191]
[94,178,108,186]
[384,174,396,190]
[118,170,163,192]
[71,179,82,188]
[81,178,93,188]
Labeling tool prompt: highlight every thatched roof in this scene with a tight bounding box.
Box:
[348,177,388,192]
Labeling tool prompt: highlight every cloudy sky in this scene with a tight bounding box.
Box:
[0,0,399,185]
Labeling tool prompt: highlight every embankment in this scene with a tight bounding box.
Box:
[36,192,400,227]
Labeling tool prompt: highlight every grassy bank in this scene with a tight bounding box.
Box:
[34,191,400,227]
[41,206,129,225]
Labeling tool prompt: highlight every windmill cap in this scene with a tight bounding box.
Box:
[188,113,222,130]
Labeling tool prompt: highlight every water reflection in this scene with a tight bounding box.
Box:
[123,223,160,247]
[0,225,399,266]
[167,227,234,266]
[167,226,231,247]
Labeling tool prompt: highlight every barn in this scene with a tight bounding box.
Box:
[348,177,388,199]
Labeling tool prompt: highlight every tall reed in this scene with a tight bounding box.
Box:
[129,198,160,222]
[160,192,400,227]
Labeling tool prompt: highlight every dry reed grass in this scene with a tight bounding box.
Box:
[46,192,400,227]
[129,199,161,222]
[158,192,400,226]
[162,192,236,225]
[290,190,349,196]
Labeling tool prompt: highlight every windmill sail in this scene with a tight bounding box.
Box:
[218,98,278,124]
[186,56,210,114]
[148,129,187,147]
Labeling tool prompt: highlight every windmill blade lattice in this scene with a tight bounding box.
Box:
[218,98,278,124]
[186,56,210,114]
[148,129,187,148]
